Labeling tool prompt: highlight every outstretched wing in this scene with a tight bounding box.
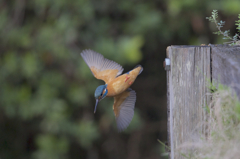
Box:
[113,88,136,132]
[81,49,124,83]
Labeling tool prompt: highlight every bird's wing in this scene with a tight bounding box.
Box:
[81,49,124,83]
[113,88,136,132]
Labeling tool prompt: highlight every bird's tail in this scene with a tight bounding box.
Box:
[134,65,143,75]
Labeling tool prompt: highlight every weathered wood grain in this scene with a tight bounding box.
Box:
[167,46,211,159]
[212,46,240,98]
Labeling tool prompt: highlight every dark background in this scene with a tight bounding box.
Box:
[0,0,239,159]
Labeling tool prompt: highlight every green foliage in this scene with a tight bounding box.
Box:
[157,139,170,152]
[157,139,170,158]
[206,10,240,45]
[120,35,144,63]
[77,121,99,148]
[0,0,148,158]
[33,135,69,159]
[236,14,240,32]
[206,10,219,23]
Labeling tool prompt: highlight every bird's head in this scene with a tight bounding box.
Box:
[94,84,108,113]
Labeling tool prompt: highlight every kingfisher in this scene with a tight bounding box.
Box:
[81,50,143,132]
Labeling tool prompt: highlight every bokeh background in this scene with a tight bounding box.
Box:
[0,0,239,159]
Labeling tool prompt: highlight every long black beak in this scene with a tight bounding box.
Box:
[94,99,99,113]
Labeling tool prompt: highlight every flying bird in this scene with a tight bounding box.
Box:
[81,50,143,132]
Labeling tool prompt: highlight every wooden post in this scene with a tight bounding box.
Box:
[166,45,240,159]
[166,46,211,159]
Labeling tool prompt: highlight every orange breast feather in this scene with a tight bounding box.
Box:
[106,66,142,96]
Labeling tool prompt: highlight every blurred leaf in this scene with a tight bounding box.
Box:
[67,85,88,105]
[119,35,144,64]
[33,134,69,159]
[2,52,19,74]
[126,6,162,34]
[222,1,240,14]
[77,121,99,148]
[21,52,41,78]
[0,9,8,30]
[0,84,18,117]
